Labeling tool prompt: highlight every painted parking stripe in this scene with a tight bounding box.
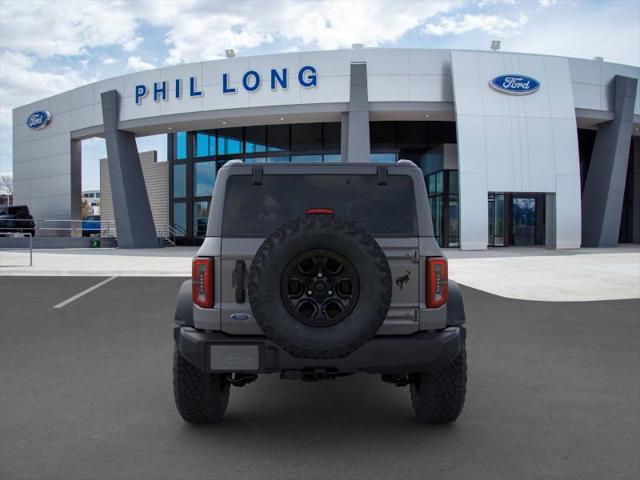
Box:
[53,276,118,309]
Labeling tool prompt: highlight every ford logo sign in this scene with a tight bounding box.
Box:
[230,312,251,321]
[490,74,540,95]
[26,110,52,130]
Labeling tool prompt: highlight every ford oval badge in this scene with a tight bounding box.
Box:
[230,312,251,321]
[490,74,540,95]
[26,110,52,130]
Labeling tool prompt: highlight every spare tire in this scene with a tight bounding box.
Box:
[248,214,392,359]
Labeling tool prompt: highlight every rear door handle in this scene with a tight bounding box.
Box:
[233,260,246,303]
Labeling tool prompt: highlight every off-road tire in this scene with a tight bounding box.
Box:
[248,214,392,359]
[410,342,467,424]
[173,344,230,424]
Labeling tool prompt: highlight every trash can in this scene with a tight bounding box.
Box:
[90,238,101,248]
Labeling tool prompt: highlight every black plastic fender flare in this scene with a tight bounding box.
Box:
[446,280,466,327]
[174,279,194,327]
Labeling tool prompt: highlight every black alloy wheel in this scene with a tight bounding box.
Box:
[280,249,359,328]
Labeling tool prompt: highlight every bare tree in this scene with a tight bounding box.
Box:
[1,174,13,196]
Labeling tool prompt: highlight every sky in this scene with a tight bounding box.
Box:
[0,0,639,191]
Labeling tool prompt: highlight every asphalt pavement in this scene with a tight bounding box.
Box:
[0,276,638,480]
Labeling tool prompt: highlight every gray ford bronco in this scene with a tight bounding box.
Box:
[173,160,467,424]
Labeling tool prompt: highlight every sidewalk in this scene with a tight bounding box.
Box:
[1,245,638,302]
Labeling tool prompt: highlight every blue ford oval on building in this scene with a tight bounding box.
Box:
[26,110,52,130]
[490,74,541,95]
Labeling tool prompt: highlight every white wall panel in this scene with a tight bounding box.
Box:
[452,50,580,249]
[368,75,409,102]
[408,75,453,102]
[409,50,450,76]
[71,105,95,131]
[555,174,582,248]
[525,117,555,192]
[458,172,488,250]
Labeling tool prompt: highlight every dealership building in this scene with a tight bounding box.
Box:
[11,47,640,249]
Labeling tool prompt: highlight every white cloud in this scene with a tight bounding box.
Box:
[126,56,155,72]
[102,57,117,65]
[0,0,142,58]
[126,0,464,65]
[538,0,557,7]
[0,50,94,172]
[507,5,640,66]
[424,13,529,37]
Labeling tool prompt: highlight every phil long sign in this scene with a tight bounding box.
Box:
[490,74,540,95]
[135,65,318,105]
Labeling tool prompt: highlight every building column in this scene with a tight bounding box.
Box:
[344,62,370,162]
[101,90,159,248]
[632,136,640,243]
[581,75,638,247]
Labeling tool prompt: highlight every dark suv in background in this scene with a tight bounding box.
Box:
[0,205,36,237]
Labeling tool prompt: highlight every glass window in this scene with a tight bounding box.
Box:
[292,123,322,152]
[244,157,266,163]
[194,131,215,157]
[267,156,290,163]
[291,154,322,163]
[175,131,187,160]
[323,154,341,162]
[222,174,417,237]
[267,124,289,152]
[397,121,426,149]
[323,123,341,151]
[217,127,242,155]
[193,201,210,237]
[173,202,186,233]
[245,126,267,153]
[448,170,458,195]
[370,153,397,163]
[430,196,443,242]
[370,122,396,150]
[194,161,216,197]
[173,164,186,198]
[448,198,459,247]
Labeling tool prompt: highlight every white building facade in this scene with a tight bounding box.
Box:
[11,48,640,249]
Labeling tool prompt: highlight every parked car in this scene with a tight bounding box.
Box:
[0,205,36,237]
[173,160,467,424]
[82,215,101,237]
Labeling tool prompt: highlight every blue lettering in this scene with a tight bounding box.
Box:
[135,85,148,104]
[298,66,317,87]
[175,79,181,99]
[270,68,288,90]
[153,81,167,102]
[222,73,237,94]
[189,76,203,97]
[242,71,261,92]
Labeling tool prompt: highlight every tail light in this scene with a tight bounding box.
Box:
[192,257,214,308]
[427,257,448,308]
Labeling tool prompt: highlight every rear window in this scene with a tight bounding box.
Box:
[222,174,417,237]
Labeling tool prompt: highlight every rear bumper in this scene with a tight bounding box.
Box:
[175,326,463,375]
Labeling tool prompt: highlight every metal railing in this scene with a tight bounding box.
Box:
[0,218,116,237]
[162,223,188,246]
[0,232,33,266]
[0,218,189,247]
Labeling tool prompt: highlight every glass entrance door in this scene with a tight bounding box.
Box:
[488,193,505,246]
[511,197,536,246]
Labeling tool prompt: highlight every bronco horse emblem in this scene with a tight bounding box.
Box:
[395,270,411,290]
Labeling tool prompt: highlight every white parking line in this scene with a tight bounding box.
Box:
[53,276,118,309]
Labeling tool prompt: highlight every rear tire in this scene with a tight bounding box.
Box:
[173,344,230,424]
[410,344,467,424]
